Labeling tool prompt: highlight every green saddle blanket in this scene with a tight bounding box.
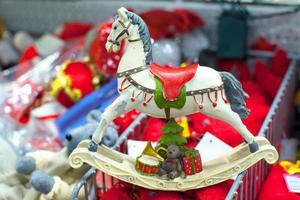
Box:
[154,77,186,109]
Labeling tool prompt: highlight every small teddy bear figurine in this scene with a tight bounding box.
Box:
[158,145,184,180]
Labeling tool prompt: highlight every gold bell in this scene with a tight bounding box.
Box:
[142,142,164,162]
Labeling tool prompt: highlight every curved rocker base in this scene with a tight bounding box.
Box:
[69,136,278,191]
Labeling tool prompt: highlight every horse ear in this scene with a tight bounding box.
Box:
[117,7,128,21]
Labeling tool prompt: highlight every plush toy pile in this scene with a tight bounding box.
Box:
[0,110,118,200]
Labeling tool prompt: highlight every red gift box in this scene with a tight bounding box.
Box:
[183,150,203,176]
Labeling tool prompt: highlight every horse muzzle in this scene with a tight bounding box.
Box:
[105,41,113,53]
[106,41,120,53]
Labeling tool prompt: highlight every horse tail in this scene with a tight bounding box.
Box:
[219,72,250,119]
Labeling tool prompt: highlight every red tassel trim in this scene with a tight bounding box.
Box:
[193,94,204,109]
[119,79,131,92]
[207,91,218,107]
[143,93,153,106]
[131,90,142,102]
[221,89,228,104]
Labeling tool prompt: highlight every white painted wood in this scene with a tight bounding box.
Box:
[69,136,278,191]
[91,8,255,146]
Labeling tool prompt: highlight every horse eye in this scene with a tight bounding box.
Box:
[114,26,117,30]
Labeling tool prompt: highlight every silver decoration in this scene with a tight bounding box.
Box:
[180,28,209,62]
[152,39,181,67]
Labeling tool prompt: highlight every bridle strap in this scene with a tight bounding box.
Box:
[116,65,149,78]
[108,20,141,46]
[128,38,142,42]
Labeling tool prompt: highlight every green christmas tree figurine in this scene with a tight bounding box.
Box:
[159,118,187,146]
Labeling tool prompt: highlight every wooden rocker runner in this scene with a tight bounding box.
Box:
[69,7,278,191]
[69,137,278,191]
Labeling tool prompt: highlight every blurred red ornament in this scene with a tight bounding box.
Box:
[217,59,250,82]
[250,36,277,51]
[50,61,96,108]
[271,48,290,77]
[114,110,140,134]
[28,137,62,151]
[89,22,125,76]
[19,45,39,64]
[4,80,44,124]
[56,21,92,41]
[140,9,204,40]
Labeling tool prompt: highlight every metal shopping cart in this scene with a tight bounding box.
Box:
[71,55,298,200]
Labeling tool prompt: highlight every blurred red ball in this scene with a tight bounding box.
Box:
[89,22,125,77]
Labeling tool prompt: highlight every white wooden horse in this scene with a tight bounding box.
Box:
[88,7,258,153]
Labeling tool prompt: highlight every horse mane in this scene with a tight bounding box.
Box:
[126,11,152,65]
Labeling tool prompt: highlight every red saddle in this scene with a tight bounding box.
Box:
[150,63,198,100]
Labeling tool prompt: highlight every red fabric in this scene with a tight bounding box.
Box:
[243,100,269,135]
[250,36,277,51]
[138,188,183,200]
[258,164,300,200]
[103,181,184,200]
[102,186,132,200]
[19,45,39,64]
[89,22,124,76]
[114,110,140,134]
[271,48,290,77]
[240,81,265,100]
[255,60,281,100]
[173,9,205,31]
[56,21,92,41]
[217,59,250,81]
[140,9,204,40]
[140,9,186,40]
[189,113,242,147]
[194,180,233,200]
[188,91,270,147]
[141,118,165,141]
[150,63,198,100]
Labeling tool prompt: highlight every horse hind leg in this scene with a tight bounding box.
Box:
[202,103,259,153]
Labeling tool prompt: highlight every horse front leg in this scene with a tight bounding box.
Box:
[88,93,140,152]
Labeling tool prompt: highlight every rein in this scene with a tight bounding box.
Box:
[108,20,141,46]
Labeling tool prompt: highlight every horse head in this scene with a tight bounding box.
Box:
[106,7,131,53]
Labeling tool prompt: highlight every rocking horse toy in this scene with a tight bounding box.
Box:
[69,7,278,191]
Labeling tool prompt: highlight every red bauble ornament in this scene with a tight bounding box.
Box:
[89,22,125,76]
[50,61,95,108]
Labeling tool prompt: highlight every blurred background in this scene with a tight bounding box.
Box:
[1,1,300,200]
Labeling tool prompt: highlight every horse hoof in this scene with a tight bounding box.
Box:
[249,141,259,153]
[88,140,98,152]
